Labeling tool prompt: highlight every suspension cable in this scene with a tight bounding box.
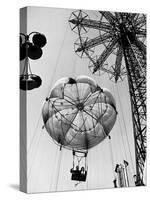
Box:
[55,147,63,191]
[27,22,70,187]
[112,82,129,161]
[27,112,43,153]
[49,145,59,191]
[46,23,69,98]
[108,136,116,179]
[111,82,135,184]
[27,127,44,181]
[116,83,135,174]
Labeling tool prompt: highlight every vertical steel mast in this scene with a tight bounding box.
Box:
[69,10,146,185]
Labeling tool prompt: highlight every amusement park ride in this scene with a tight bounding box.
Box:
[68,10,146,186]
[42,76,118,184]
[20,9,146,191]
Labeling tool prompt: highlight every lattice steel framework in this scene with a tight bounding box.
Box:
[69,10,146,186]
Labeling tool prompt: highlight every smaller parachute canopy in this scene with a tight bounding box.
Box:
[42,75,117,151]
[28,44,43,60]
[32,33,47,48]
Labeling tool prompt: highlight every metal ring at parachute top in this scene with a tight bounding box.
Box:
[108,64,127,83]
[20,74,42,91]
[68,10,90,35]
[74,37,95,58]
[88,55,108,76]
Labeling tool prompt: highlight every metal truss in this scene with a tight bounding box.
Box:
[69,10,146,186]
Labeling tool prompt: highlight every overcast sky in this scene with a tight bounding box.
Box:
[22,6,136,193]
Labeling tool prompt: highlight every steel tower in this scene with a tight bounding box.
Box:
[69,10,146,186]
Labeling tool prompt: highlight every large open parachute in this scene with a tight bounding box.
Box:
[42,75,117,151]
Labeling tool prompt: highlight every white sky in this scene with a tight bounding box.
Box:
[22,6,136,193]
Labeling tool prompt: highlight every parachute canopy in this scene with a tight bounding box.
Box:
[42,75,117,151]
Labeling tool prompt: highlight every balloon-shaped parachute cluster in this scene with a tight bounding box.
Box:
[20,33,47,61]
[42,76,117,151]
[20,32,47,91]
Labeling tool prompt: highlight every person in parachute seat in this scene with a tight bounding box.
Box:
[70,166,87,182]
[70,166,80,181]
[80,167,87,181]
